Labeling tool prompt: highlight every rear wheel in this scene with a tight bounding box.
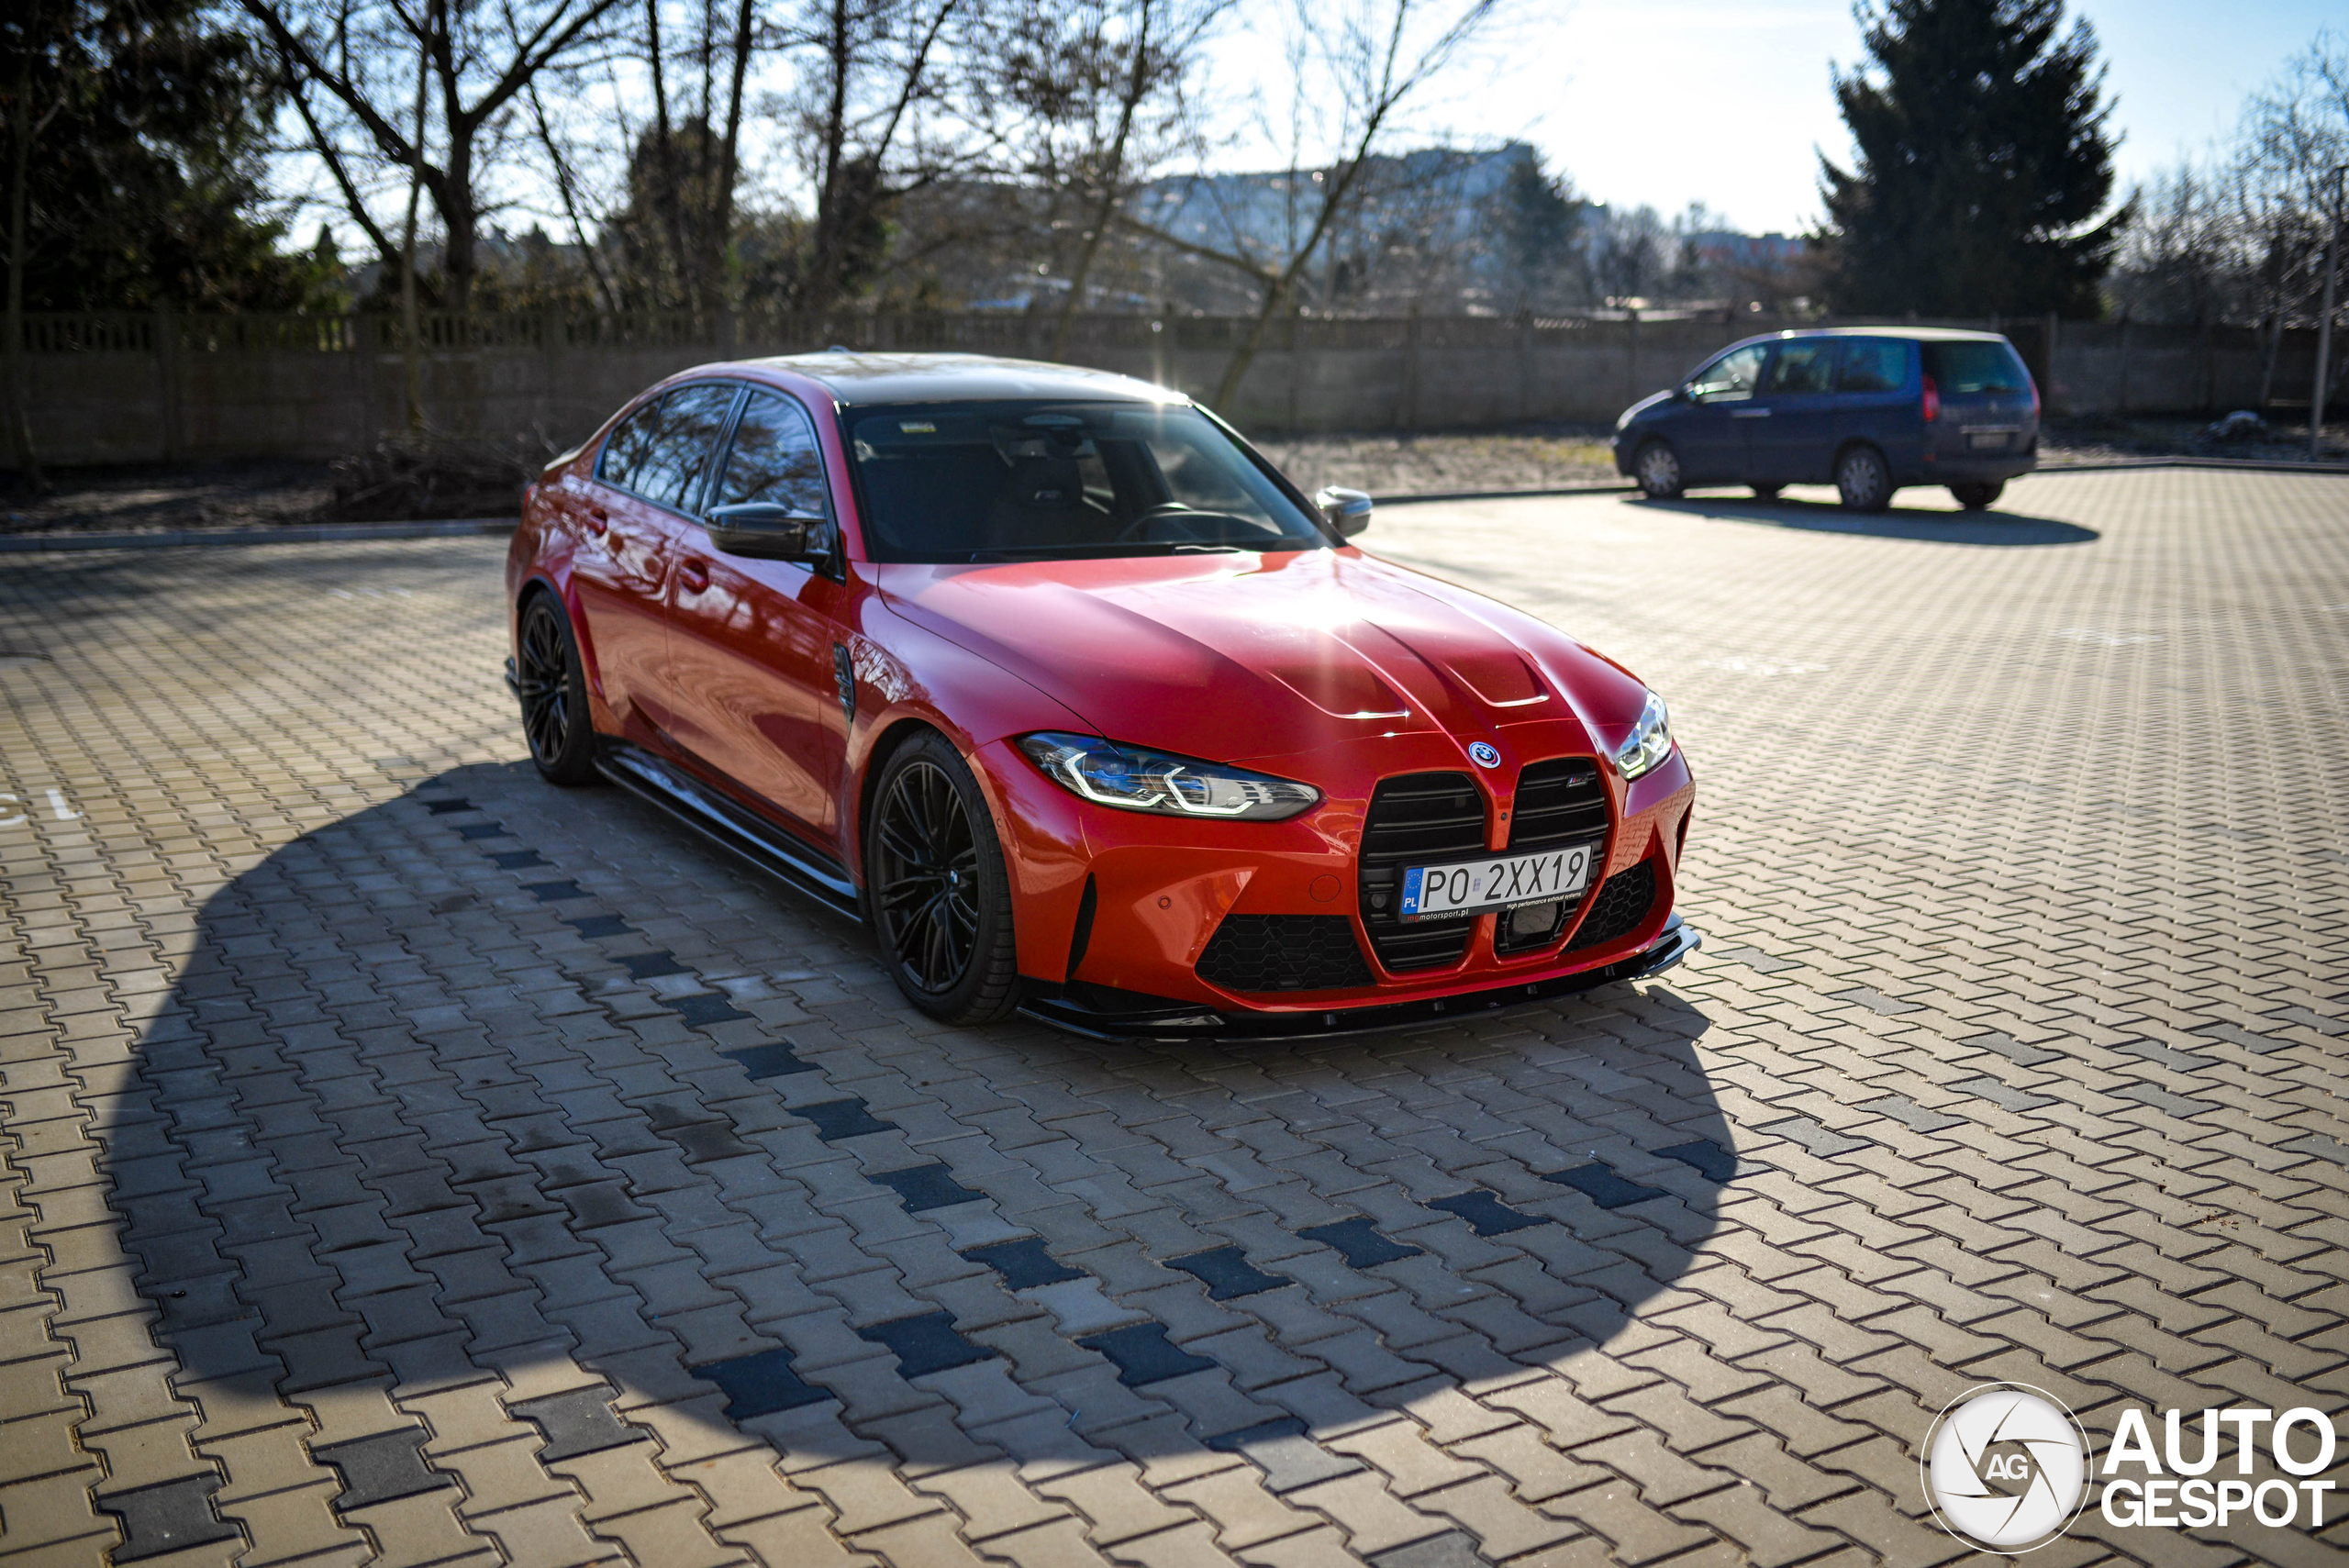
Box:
[864,731,1020,1026]
[1950,481,2004,510]
[1834,445,1891,512]
[1750,484,1782,502]
[1633,440,1683,499]
[516,593,598,785]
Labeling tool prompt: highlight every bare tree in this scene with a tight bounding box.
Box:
[5,0,73,484]
[1114,0,1502,406]
[243,0,629,306]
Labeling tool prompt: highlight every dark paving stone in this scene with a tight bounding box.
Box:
[1856,1097,1965,1135]
[797,1098,896,1141]
[1370,1529,1483,1568]
[1755,1115,1873,1157]
[563,913,632,938]
[2112,1082,2218,1118]
[1166,1246,1291,1300]
[1297,1218,1423,1269]
[1949,1077,2057,1114]
[1078,1322,1216,1387]
[423,797,474,814]
[1656,1140,1741,1182]
[309,1427,453,1508]
[1708,944,1799,973]
[1830,986,1921,1017]
[1208,1416,1363,1492]
[962,1238,1083,1289]
[1427,1190,1550,1236]
[2193,1022,2294,1055]
[871,1163,985,1212]
[455,822,508,840]
[691,1347,833,1418]
[1961,1031,2061,1067]
[95,1476,242,1560]
[522,879,589,902]
[486,850,550,869]
[1542,1162,1668,1209]
[666,991,751,1027]
[618,951,691,980]
[507,1385,650,1461]
[856,1311,999,1378]
[724,1041,818,1078]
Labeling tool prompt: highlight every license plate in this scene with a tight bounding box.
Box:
[1399,846,1593,922]
[1966,429,2012,450]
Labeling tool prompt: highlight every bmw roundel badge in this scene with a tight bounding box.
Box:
[1469,741,1502,769]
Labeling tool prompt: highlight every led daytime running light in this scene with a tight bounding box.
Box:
[1018,733,1320,821]
[1614,692,1674,781]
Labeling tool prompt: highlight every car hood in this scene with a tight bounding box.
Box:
[874,548,1649,765]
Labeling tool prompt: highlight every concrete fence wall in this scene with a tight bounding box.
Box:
[8,309,2336,469]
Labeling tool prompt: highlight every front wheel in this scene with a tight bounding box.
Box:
[1633,441,1683,499]
[516,593,598,785]
[1950,481,2004,510]
[864,731,1021,1026]
[1834,446,1891,513]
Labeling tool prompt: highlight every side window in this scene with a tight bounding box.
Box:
[596,392,672,494]
[1689,343,1767,403]
[1763,340,1836,395]
[1836,339,1909,393]
[635,383,741,510]
[710,391,830,517]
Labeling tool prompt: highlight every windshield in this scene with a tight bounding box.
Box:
[845,400,1330,563]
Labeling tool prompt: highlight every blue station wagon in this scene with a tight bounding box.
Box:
[1610,328,2040,511]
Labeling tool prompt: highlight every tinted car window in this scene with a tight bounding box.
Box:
[1836,339,1909,393]
[1763,340,1836,394]
[711,390,829,517]
[1921,340,2029,394]
[848,401,1328,563]
[1688,344,1766,403]
[599,383,739,509]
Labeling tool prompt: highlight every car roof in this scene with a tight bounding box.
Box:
[1764,327,2015,342]
[727,350,1182,407]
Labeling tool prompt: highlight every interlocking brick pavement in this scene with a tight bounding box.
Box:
[1,473,2344,1567]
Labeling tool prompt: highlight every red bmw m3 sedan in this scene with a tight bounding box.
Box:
[507,352,1698,1039]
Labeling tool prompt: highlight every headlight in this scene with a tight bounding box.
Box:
[1018,733,1320,820]
[1612,692,1674,780]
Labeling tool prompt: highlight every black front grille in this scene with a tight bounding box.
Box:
[1359,772,1485,971]
[1567,861,1656,951]
[1197,915,1374,993]
[1496,757,1610,955]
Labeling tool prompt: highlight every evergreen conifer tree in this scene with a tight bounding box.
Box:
[1819,0,2125,316]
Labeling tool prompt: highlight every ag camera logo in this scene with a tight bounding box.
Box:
[1921,1383,2091,1551]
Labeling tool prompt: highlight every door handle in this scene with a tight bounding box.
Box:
[1731,408,1772,419]
[584,505,609,533]
[678,560,710,593]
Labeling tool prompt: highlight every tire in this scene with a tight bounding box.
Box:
[1750,484,1782,502]
[1633,440,1683,499]
[515,592,599,785]
[1950,481,2004,510]
[863,730,1020,1026]
[1834,445,1892,512]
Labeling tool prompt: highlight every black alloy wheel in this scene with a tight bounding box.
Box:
[1834,445,1892,512]
[865,732,1019,1024]
[1950,481,2005,510]
[517,594,597,784]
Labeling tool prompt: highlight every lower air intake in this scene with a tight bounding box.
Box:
[1566,861,1657,951]
[1197,915,1375,993]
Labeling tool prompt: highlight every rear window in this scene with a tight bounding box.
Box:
[1921,340,2030,395]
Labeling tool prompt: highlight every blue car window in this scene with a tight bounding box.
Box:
[1836,339,1909,393]
[1688,344,1767,403]
[1763,341,1836,395]
[711,390,829,517]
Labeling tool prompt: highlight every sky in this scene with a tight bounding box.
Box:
[1199,0,2343,236]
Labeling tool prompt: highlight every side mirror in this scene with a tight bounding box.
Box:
[706,501,834,563]
[1314,485,1373,539]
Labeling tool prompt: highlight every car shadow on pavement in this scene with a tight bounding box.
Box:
[99,761,1735,1485]
[1641,493,2099,546]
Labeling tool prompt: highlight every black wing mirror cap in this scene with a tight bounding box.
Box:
[706,501,834,562]
[1314,485,1373,539]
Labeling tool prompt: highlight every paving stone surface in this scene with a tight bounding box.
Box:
[2,472,2344,1568]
